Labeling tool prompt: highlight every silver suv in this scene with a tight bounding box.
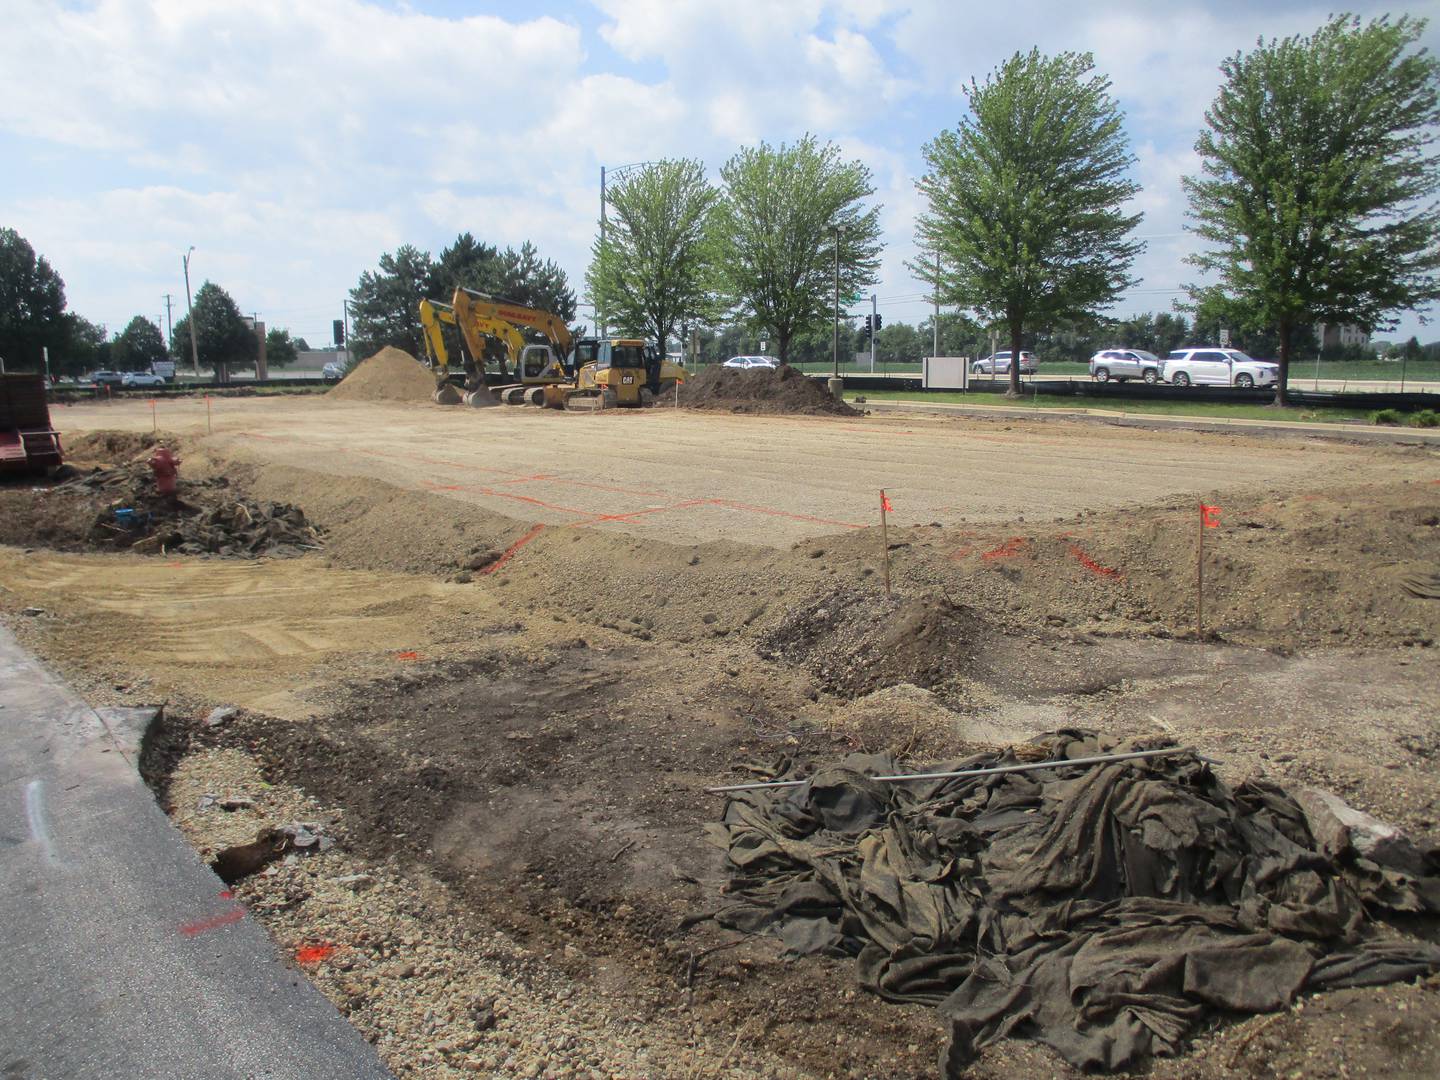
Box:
[972,350,1038,376]
[1089,349,1161,384]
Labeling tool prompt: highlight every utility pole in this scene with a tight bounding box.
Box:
[182,247,200,378]
[832,225,842,379]
[870,293,877,373]
[163,293,173,342]
[933,252,940,362]
[599,165,607,339]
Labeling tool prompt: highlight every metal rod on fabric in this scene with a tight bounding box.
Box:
[705,746,1197,794]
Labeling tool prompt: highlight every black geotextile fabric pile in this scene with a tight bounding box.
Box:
[706,731,1440,1074]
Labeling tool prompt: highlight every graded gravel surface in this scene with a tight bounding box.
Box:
[44,396,1436,546]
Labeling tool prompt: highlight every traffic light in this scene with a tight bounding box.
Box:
[874,314,883,332]
[863,314,873,337]
[333,319,345,345]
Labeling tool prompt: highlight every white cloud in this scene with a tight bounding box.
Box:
[2,0,1436,345]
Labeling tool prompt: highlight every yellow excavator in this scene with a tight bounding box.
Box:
[419,289,574,405]
[418,287,685,409]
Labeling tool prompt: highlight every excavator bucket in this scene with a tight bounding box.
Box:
[433,383,463,405]
[462,387,498,407]
[542,385,569,410]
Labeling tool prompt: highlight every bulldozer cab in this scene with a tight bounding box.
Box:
[597,341,647,370]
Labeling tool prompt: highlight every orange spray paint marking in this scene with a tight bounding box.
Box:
[482,524,546,575]
[218,890,233,899]
[395,650,422,661]
[981,537,1028,561]
[1068,544,1121,578]
[295,944,336,965]
[180,907,244,936]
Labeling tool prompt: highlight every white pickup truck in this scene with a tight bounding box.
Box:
[1162,348,1279,389]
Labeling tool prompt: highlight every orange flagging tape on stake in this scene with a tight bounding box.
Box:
[879,489,892,596]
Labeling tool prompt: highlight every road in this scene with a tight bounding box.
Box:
[827,370,1440,393]
[0,626,395,1080]
[50,395,1437,549]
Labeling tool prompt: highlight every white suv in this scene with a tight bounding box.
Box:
[723,355,780,370]
[1162,348,1279,388]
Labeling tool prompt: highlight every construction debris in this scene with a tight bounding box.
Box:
[706,731,1440,1074]
[19,461,322,558]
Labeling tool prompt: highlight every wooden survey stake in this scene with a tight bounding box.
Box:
[880,489,893,596]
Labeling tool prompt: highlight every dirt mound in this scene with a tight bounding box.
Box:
[762,587,987,696]
[678,364,858,416]
[64,430,159,465]
[327,347,435,403]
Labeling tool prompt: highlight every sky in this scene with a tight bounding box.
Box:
[2,0,1438,350]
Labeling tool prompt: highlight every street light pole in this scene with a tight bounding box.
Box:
[182,247,200,378]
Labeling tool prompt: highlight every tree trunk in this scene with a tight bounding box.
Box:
[1275,320,1291,407]
[777,331,790,365]
[1007,322,1023,398]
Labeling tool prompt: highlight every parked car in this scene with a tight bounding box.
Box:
[972,351,1038,376]
[321,361,346,383]
[88,370,125,386]
[121,372,166,387]
[723,355,780,370]
[1162,348,1279,388]
[1089,349,1162,384]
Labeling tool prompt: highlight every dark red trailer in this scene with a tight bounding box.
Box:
[0,372,63,476]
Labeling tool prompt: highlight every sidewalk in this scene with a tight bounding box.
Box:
[0,625,394,1080]
[858,397,1440,445]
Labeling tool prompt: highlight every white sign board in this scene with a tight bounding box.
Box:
[923,356,971,390]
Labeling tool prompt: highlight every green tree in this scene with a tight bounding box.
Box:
[916,49,1142,397]
[58,313,108,377]
[348,244,435,361]
[488,241,577,323]
[111,316,167,372]
[1402,335,1423,361]
[171,282,255,378]
[0,226,68,371]
[871,321,925,365]
[1184,15,1440,405]
[588,159,720,353]
[917,311,985,358]
[714,136,882,364]
[265,327,300,369]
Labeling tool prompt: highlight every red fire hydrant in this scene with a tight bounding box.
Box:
[149,447,181,496]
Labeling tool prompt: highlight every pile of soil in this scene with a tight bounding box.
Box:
[327,347,436,403]
[761,586,988,696]
[678,363,859,416]
[0,463,321,558]
[64,430,159,464]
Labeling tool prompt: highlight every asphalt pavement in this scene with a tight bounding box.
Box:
[0,625,394,1080]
